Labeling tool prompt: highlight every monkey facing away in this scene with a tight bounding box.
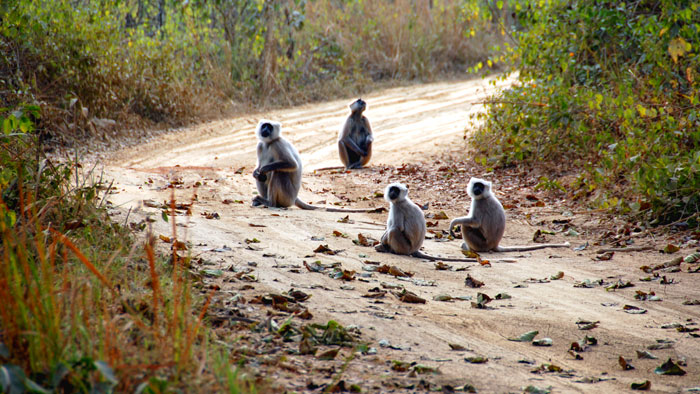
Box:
[449,177,570,252]
[338,99,373,169]
[375,183,475,262]
[252,120,379,213]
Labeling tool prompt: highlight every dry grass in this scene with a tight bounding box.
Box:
[0,141,247,391]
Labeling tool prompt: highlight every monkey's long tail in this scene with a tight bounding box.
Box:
[411,251,477,262]
[294,198,384,213]
[494,242,570,252]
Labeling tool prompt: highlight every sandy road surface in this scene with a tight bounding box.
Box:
[103,75,700,392]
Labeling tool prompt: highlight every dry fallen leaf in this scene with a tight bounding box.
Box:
[619,356,635,370]
[393,289,426,304]
[314,244,337,255]
[354,233,379,247]
[377,265,414,278]
[464,274,484,288]
[595,251,614,261]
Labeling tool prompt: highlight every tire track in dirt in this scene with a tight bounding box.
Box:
[103,75,700,393]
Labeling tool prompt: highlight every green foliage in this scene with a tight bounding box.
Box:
[472,0,700,225]
[1,0,498,143]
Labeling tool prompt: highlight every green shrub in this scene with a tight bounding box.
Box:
[472,0,700,225]
[1,0,499,143]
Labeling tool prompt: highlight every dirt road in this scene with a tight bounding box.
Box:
[103,75,700,393]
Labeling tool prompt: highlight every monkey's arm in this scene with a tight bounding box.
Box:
[449,216,480,237]
[259,161,297,173]
[363,117,374,143]
[340,136,368,156]
[253,143,266,181]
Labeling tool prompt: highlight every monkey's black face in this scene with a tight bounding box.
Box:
[471,182,485,196]
[388,185,401,201]
[260,122,273,138]
[350,99,366,113]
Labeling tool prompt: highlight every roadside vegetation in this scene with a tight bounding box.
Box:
[0,108,260,392]
[472,1,700,227]
[1,0,497,145]
[1,0,502,392]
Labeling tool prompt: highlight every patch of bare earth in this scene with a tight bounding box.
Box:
[101,75,700,393]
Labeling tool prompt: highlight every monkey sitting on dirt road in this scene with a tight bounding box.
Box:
[449,177,570,252]
[252,120,379,213]
[338,99,373,169]
[375,183,475,262]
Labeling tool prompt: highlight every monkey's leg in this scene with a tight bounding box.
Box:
[358,140,372,167]
[374,231,392,253]
[460,227,490,253]
[268,172,297,208]
[384,228,414,255]
[339,139,364,169]
[338,141,351,168]
[252,178,270,207]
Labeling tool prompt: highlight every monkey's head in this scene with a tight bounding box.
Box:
[385,182,408,203]
[467,177,492,200]
[349,99,366,114]
[256,119,282,143]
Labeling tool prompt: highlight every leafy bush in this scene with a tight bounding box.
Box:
[1,0,499,144]
[471,0,700,225]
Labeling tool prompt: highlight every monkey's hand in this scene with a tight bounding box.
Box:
[253,168,267,182]
[448,220,458,238]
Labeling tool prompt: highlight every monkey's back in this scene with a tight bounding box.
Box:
[397,200,426,254]
[266,137,303,207]
[476,196,505,250]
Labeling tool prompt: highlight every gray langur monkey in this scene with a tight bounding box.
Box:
[252,120,379,213]
[375,183,476,262]
[338,99,373,169]
[449,177,570,252]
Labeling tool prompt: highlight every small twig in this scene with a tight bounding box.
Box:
[357,220,386,227]
[313,166,346,172]
[123,206,132,227]
[98,179,114,208]
[596,246,654,253]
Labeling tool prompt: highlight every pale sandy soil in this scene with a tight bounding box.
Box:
[101,75,700,393]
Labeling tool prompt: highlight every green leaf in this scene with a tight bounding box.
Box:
[0,364,26,394]
[668,37,691,62]
[161,210,169,222]
[94,361,117,385]
[508,330,538,342]
[24,378,50,394]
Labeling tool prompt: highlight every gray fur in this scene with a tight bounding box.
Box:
[338,99,373,169]
[449,177,570,252]
[376,183,476,262]
[252,120,302,208]
[252,119,380,213]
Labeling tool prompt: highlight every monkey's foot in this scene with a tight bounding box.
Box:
[347,162,363,170]
[460,242,470,251]
[251,196,266,207]
[374,244,391,253]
